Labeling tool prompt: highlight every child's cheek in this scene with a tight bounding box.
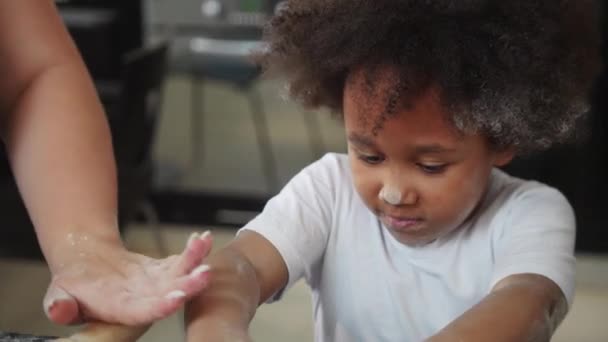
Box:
[349,160,382,208]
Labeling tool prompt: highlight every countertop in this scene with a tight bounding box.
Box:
[0,332,55,341]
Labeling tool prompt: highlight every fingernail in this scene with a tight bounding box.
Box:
[199,230,211,241]
[165,290,186,300]
[44,300,57,316]
[190,264,211,277]
[187,232,200,247]
[44,288,73,315]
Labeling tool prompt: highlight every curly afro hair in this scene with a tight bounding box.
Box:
[255,0,602,153]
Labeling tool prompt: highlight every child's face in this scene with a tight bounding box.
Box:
[343,68,513,247]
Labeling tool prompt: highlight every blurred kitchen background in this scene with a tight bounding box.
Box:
[0,0,607,341]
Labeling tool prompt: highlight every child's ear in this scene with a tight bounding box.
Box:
[492,147,515,167]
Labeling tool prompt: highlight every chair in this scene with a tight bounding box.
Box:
[100,43,170,254]
[172,37,280,192]
[144,0,289,195]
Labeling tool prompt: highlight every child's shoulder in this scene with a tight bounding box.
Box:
[284,153,355,201]
[310,152,349,168]
[301,152,351,181]
[483,168,573,220]
[490,168,568,200]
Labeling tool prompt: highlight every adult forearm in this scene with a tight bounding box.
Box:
[4,62,120,271]
[186,246,261,341]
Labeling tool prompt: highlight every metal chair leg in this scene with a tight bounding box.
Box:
[137,200,169,257]
[191,77,204,167]
[247,87,279,193]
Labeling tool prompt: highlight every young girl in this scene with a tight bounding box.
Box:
[186,0,600,341]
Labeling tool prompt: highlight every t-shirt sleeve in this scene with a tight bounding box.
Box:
[239,154,338,301]
[491,185,576,307]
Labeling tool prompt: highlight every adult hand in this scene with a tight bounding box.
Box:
[44,231,213,326]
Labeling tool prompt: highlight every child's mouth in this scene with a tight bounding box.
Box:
[381,215,424,232]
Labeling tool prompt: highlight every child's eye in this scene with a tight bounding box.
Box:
[418,163,447,174]
[359,154,385,165]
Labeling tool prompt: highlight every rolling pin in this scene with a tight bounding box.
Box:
[54,323,150,342]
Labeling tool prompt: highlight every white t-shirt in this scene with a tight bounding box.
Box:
[242,153,576,342]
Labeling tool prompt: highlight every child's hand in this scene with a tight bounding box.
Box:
[43,231,213,326]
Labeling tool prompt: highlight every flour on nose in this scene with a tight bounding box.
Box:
[379,186,402,205]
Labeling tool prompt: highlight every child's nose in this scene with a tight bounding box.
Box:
[402,190,418,205]
[378,184,418,206]
[379,185,401,205]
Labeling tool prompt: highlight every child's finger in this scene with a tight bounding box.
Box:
[173,231,213,276]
